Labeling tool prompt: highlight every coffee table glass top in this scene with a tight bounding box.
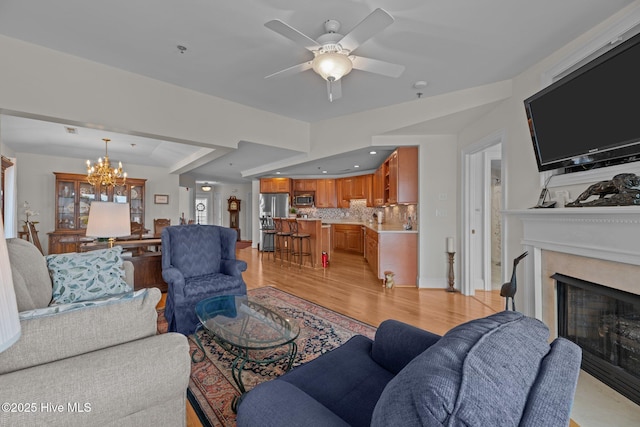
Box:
[195,294,300,351]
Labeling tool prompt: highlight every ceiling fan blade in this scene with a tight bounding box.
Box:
[338,8,394,53]
[327,79,342,102]
[265,20,321,52]
[265,61,313,79]
[350,56,405,78]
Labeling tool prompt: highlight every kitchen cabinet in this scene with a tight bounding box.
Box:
[377,147,418,206]
[337,174,373,207]
[48,172,146,254]
[332,224,363,254]
[365,227,379,278]
[293,179,317,192]
[315,179,337,208]
[387,151,398,204]
[260,178,291,193]
[388,147,418,205]
[373,166,385,207]
[365,227,417,286]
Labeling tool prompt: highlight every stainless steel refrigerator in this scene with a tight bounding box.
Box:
[259,193,289,252]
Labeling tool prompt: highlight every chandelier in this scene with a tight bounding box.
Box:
[86,138,127,187]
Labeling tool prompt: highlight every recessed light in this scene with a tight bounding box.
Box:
[322,170,327,174]
[354,165,360,168]
[276,171,281,175]
[369,151,377,155]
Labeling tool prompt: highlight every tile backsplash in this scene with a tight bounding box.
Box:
[297,199,418,227]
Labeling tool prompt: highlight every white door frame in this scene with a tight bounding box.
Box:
[482,148,502,291]
[460,130,505,296]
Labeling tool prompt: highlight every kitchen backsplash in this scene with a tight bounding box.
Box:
[297,199,418,227]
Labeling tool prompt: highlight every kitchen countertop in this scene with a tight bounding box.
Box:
[312,218,418,234]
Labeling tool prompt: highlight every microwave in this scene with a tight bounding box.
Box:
[294,194,314,206]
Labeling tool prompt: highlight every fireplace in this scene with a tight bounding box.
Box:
[507,207,640,422]
[555,273,640,405]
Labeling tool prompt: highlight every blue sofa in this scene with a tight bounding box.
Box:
[237,311,581,427]
[161,224,247,335]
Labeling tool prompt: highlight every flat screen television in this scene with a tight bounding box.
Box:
[524,31,640,173]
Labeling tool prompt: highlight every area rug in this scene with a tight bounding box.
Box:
[157,286,376,427]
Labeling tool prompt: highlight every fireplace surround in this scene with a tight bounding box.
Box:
[507,206,640,424]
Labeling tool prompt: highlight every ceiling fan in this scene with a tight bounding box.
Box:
[264,8,405,102]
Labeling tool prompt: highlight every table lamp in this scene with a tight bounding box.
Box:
[86,202,132,248]
[0,217,21,353]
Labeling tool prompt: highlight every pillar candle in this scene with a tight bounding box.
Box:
[447,237,454,253]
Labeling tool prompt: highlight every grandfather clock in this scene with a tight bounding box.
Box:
[227,196,241,241]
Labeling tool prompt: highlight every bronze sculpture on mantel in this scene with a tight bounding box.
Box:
[566,173,640,207]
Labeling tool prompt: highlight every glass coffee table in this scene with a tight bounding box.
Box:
[192,294,300,411]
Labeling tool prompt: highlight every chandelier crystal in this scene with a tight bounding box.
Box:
[86,138,127,187]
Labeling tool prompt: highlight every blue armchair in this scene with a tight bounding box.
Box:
[237,311,582,427]
[161,224,247,335]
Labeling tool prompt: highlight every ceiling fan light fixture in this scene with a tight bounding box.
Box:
[312,52,353,81]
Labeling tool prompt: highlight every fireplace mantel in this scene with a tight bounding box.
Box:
[506,206,640,319]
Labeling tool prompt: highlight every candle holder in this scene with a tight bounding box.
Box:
[446,252,457,292]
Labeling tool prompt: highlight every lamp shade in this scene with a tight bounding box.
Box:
[0,217,21,353]
[312,52,353,81]
[86,202,132,238]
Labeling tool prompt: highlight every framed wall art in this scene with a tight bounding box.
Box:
[154,194,169,204]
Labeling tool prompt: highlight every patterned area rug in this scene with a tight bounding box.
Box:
[157,286,376,427]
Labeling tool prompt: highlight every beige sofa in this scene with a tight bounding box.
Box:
[0,238,191,427]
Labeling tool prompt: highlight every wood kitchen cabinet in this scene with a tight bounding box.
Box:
[390,147,418,205]
[315,179,337,208]
[293,179,317,192]
[377,147,418,206]
[337,174,374,207]
[373,166,385,207]
[48,172,146,254]
[332,224,364,254]
[260,178,291,193]
[365,227,379,278]
[365,227,417,286]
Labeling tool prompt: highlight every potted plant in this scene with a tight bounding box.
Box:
[289,207,298,218]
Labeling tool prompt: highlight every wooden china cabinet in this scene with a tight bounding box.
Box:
[48,172,146,254]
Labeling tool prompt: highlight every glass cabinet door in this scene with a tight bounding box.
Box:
[56,180,76,229]
[129,183,144,224]
[78,181,96,229]
[113,183,129,204]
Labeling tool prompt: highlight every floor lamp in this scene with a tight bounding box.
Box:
[86,202,132,247]
[0,217,21,353]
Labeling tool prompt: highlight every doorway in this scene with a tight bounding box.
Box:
[460,131,505,296]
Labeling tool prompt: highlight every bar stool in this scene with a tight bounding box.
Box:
[273,218,292,266]
[288,219,313,269]
[260,217,276,261]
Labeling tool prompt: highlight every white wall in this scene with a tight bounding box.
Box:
[212,183,252,240]
[457,2,640,314]
[14,152,179,253]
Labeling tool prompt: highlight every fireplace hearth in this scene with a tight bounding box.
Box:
[555,273,640,406]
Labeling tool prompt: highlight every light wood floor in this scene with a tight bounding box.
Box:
[180,246,509,426]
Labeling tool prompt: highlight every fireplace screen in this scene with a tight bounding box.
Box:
[555,273,640,405]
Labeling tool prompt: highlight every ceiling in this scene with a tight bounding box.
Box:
[0,0,634,183]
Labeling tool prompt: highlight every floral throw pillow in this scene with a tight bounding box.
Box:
[46,246,132,305]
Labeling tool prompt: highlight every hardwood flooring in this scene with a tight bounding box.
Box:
[181,246,505,427]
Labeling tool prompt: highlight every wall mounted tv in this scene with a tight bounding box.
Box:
[524,31,640,173]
